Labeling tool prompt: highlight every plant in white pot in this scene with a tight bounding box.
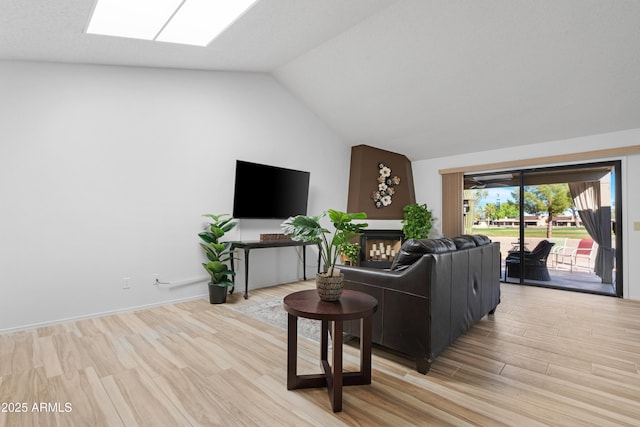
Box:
[281,209,367,301]
[199,213,237,304]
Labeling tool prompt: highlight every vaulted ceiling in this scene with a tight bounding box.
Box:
[2,0,639,161]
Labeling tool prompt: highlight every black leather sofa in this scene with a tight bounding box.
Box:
[340,234,501,374]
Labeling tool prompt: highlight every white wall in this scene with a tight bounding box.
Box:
[0,60,350,332]
[412,128,640,300]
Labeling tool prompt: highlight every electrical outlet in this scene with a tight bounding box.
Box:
[634,221,640,231]
[122,277,131,290]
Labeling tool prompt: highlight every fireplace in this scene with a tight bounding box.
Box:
[359,229,404,269]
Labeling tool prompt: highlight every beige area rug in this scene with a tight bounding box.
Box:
[231,298,324,343]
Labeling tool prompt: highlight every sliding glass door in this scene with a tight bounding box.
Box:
[464,161,622,297]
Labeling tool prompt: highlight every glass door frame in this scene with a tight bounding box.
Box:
[467,160,622,297]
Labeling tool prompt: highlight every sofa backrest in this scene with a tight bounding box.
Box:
[390,234,492,271]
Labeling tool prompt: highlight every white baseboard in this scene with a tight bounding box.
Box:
[0,293,209,335]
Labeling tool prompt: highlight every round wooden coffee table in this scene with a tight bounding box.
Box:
[283,289,378,412]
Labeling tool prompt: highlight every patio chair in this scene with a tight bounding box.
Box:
[570,238,595,272]
[505,240,555,281]
[548,237,568,268]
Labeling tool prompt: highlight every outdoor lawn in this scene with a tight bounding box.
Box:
[471,227,591,239]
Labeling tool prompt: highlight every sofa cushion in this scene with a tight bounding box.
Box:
[420,237,457,254]
[452,235,477,250]
[390,238,457,271]
[390,240,424,271]
[468,234,491,246]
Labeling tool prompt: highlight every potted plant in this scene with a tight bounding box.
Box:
[281,209,367,301]
[341,242,361,266]
[401,203,433,239]
[199,213,237,304]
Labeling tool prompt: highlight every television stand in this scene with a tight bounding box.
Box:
[230,240,320,299]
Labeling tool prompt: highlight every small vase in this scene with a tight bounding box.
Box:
[316,273,344,302]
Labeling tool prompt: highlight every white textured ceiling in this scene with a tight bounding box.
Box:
[2,0,640,161]
[0,0,395,71]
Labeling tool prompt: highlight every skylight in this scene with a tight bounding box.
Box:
[86,0,258,47]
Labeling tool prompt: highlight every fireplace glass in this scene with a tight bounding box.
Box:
[359,229,404,269]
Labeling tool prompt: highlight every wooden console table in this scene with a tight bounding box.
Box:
[230,240,319,299]
[283,289,378,412]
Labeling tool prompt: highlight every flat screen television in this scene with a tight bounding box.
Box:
[232,160,310,219]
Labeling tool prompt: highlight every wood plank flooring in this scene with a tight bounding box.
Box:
[1,280,639,426]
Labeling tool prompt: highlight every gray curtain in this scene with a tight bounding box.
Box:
[568,181,612,282]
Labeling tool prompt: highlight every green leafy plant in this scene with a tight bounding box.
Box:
[402,203,433,239]
[281,209,368,276]
[199,213,237,287]
[341,242,360,266]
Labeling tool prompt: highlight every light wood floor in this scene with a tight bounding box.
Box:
[1,281,640,426]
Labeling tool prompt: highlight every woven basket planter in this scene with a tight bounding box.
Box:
[315,273,344,302]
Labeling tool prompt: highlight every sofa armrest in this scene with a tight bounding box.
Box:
[340,257,430,298]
